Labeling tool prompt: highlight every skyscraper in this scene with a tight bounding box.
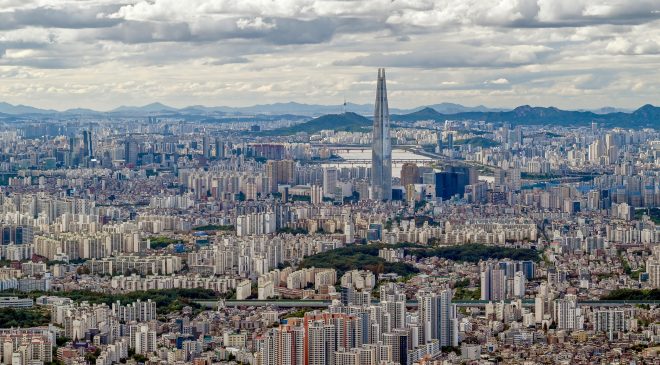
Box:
[214,138,226,159]
[372,68,392,201]
[433,166,473,201]
[323,167,338,198]
[202,136,211,159]
[124,138,139,166]
[400,163,420,188]
[82,130,93,158]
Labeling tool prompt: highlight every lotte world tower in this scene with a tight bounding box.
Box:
[371,68,392,201]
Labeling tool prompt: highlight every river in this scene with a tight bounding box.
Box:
[321,148,493,183]
[321,148,431,178]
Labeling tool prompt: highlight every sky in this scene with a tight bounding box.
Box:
[0,0,659,111]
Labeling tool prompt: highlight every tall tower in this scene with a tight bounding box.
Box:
[82,130,93,158]
[372,68,392,201]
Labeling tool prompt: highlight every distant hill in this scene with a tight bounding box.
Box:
[631,104,660,122]
[587,107,633,114]
[110,102,178,113]
[223,101,349,116]
[63,108,104,115]
[398,107,444,121]
[0,101,507,117]
[0,100,656,128]
[0,102,57,115]
[209,102,508,116]
[393,104,660,128]
[264,112,371,135]
[455,137,500,148]
[422,102,507,114]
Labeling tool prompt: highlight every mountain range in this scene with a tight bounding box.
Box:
[0,101,657,129]
[390,104,659,128]
[0,101,604,117]
[269,104,659,134]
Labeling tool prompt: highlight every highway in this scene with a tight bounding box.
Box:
[197,299,660,309]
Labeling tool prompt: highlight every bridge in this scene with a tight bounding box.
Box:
[197,299,660,309]
[318,159,434,165]
[307,144,447,158]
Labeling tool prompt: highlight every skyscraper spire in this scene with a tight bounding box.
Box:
[372,68,392,201]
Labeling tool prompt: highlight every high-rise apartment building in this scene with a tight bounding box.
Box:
[417,289,458,347]
[480,263,506,301]
[382,330,408,365]
[554,294,584,330]
[266,160,295,193]
[259,325,305,365]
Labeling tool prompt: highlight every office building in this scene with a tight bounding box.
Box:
[323,167,338,198]
[400,163,420,188]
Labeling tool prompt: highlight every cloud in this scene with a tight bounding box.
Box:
[99,20,193,43]
[606,37,660,55]
[486,78,510,84]
[263,18,336,44]
[336,44,555,68]
[203,56,250,65]
[236,17,277,30]
[93,15,337,45]
[573,74,614,89]
[0,5,123,30]
[0,0,658,110]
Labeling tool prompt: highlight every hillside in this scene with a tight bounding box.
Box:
[299,244,419,278]
[0,100,656,128]
[406,244,540,262]
[298,243,539,279]
[398,107,444,121]
[393,104,660,128]
[454,137,500,148]
[264,112,371,135]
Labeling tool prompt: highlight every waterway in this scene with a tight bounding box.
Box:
[321,148,432,178]
[321,148,494,183]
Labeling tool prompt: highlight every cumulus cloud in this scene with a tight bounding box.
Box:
[486,78,510,84]
[336,44,555,68]
[606,37,660,55]
[236,17,277,30]
[0,5,123,30]
[0,0,658,110]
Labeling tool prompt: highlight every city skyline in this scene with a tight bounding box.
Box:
[0,91,658,364]
[0,2,659,365]
[0,1,659,110]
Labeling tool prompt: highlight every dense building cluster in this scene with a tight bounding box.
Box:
[0,70,658,365]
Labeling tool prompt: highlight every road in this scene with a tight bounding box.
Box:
[197,299,660,309]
